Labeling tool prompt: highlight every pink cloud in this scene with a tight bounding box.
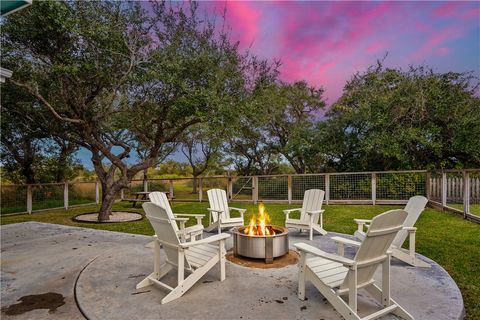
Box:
[367,40,387,53]
[224,2,261,48]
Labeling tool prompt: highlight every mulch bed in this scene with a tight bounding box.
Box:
[73,212,143,223]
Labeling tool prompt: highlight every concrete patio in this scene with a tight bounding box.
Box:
[1,222,464,320]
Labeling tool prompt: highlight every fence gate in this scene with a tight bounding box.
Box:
[231,177,253,201]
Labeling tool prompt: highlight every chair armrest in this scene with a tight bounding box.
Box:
[172,217,189,222]
[294,243,356,267]
[174,213,205,225]
[179,233,231,248]
[174,214,205,218]
[403,227,416,232]
[283,208,302,220]
[331,236,361,247]
[229,207,246,218]
[354,219,372,224]
[305,209,325,215]
[283,208,302,214]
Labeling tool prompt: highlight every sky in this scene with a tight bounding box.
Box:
[75,1,480,168]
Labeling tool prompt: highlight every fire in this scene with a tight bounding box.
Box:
[244,203,276,236]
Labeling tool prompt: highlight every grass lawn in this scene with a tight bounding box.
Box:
[1,201,479,319]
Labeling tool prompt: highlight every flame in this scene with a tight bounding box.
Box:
[244,203,276,236]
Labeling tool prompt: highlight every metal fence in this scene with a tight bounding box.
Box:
[1,169,479,222]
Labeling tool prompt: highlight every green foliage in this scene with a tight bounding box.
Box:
[318,63,480,171]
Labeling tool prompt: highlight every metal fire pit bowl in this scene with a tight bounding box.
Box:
[232,226,289,264]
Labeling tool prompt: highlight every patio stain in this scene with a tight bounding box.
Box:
[2,292,65,315]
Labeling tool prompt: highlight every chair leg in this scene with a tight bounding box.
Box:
[298,252,307,300]
[219,239,226,281]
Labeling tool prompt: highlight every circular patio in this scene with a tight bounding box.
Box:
[75,231,464,320]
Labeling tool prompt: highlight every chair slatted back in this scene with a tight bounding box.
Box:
[143,202,191,269]
[392,196,428,248]
[207,189,230,222]
[148,192,179,232]
[340,209,408,290]
[300,189,325,223]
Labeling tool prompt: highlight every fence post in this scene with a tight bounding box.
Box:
[143,178,148,192]
[27,185,33,214]
[120,188,124,200]
[287,175,292,204]
[325,174,330,205]
[227,177,233,200]
[95,181,100,204]
[169,179,174,200]
[252,176,258,204]
[441,172,447,208]
[463,171,470,219]
[64,182,69,210]
[199,178,203,202]
[425,172,431,200]
[371,173,376,205]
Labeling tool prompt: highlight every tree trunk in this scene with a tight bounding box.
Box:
[98,190,116,221]
[55,151,69,183]
[97,178,126,221]
[22,163,36,184]
[192,175,198,194]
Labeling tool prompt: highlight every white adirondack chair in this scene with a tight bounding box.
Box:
[137,202,230,304]
[295,209,413,320]
[149,192,204,242]
[284,189,326,240]
[206,189,246,233]
[338,195,429,268]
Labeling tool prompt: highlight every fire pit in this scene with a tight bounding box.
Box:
[232,203,289,264]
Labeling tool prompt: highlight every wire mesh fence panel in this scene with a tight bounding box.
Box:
[69,182,96,206]
[201,177,228,201]
[429,172,442,203]
[32,184,64,211]
[258,176,288,201]
[469,172,480,217]
[330,173,371,200]
[147,179,170,193]
[291,175,325,200]
[1,185,27,214]
[446,172,464,212]
[376,172,426,200]
[171,178,198,201]
[231,176,253,201]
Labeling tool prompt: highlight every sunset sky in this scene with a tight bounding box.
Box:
[76,1,480,166]
[200,1,479,104]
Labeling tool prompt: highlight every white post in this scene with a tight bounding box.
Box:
[64,182,69,210]
[27,185,33,214]
[463,172,470,218]
[199,178,203,202]
[425,172,431,200]
[287,175,292,204]
[227,177,233,200]
[371,173,376,205]
[120,188,124,200]
[441,172,447,208]
[95,181,100,204]
[325,173,330,205]
[143,178,148,192]
[252,176,258,204]
[169,179,174,200]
